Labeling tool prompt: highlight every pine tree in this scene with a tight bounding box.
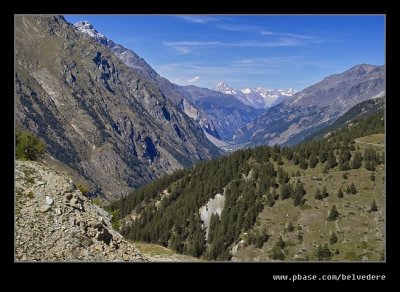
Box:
[327,205,339,221]
[322,186,329,198]
[370,172,376,181]
[309,153,318,168]
[351,152,362,169]
[271,247,285,260]
[337,188,344,198]
[316,244,332,260]
[346,185,351,194]
[326,150,338,169]
[329,232,338,244]
[275,236,286,249]
[350,183,357,194]
[370,199,378,212]
[315,188,323,200]
[287,221,294,232]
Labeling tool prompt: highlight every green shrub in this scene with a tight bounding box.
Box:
[77,184,90,197]
[16,129,45,161]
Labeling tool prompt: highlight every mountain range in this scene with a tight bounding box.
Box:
[14,15,385,262]
[216,81,296,109]
[233,64,385,146]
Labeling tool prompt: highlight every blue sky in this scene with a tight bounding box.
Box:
[65,15,384,91]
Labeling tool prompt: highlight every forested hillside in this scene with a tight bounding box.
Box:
[109,110,384,261]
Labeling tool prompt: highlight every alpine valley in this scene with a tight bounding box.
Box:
[14,15,385,262]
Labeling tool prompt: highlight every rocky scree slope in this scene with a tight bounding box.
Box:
[15,15,220,199]
[15,160,147,261]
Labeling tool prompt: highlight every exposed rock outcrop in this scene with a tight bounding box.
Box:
[15,160,147,261]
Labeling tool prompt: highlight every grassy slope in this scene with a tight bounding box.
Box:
[233,133,385,261]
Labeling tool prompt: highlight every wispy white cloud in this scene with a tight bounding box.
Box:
[216,24,262,33]
[177,16,219,24]
[163,38,310,54]
[187,76,200,83]
[261,31,316,40]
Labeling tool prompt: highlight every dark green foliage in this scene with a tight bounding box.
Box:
[322,186,329,198]
[337,188,344,198]
[364,147,379,171]
[329,232,338,244]
[280,183,291,200]
[15,129,45,161]
[370,172,375,181]
[351,152,363,169]
[271,247,285,260]
[275,236,286,249]
[316,244,332,260]
[349,183,357,194]
[315,188,323,200]
[77,184,90,197]
[326,150,338,169]
[370,200,378,212]
[287,221,294,232]
[346,185,351,194]
[299,157,308,170]
[297,233,303,242]
[327,205,339,221]
[247,227,270,248]
[342,172,348,179]
[309,153,318,168]
[292,180,306,206]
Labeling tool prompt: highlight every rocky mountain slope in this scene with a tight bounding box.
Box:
[15,160,146,261]
[304,95,385,142]
[74,20,221,140]
[175,85,263,141]
[233,64,384,146]
[15,15,221,199]
[216,81,295,109]
[15,160,200,262]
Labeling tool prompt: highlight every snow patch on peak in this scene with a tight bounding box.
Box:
[241,88,252,94]
[74,20,108,44]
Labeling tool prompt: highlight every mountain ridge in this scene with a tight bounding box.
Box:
[233,64,384,146]
[15,15,221,199]
[216,81,296,109]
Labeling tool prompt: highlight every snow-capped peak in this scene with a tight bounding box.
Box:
[216,81,237,95]
[214,82,297,109]
[74,21,108,45]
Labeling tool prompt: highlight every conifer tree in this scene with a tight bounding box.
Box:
[350,183,357,194]
[327,205,339,221]
[329,232,338,244]
[287,221,294,232]
[337,188,344,198]
[370,199,378,212]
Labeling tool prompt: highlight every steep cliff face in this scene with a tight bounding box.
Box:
[74,20,221,141]
[15,15,221,199]
[233,64,385,146]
